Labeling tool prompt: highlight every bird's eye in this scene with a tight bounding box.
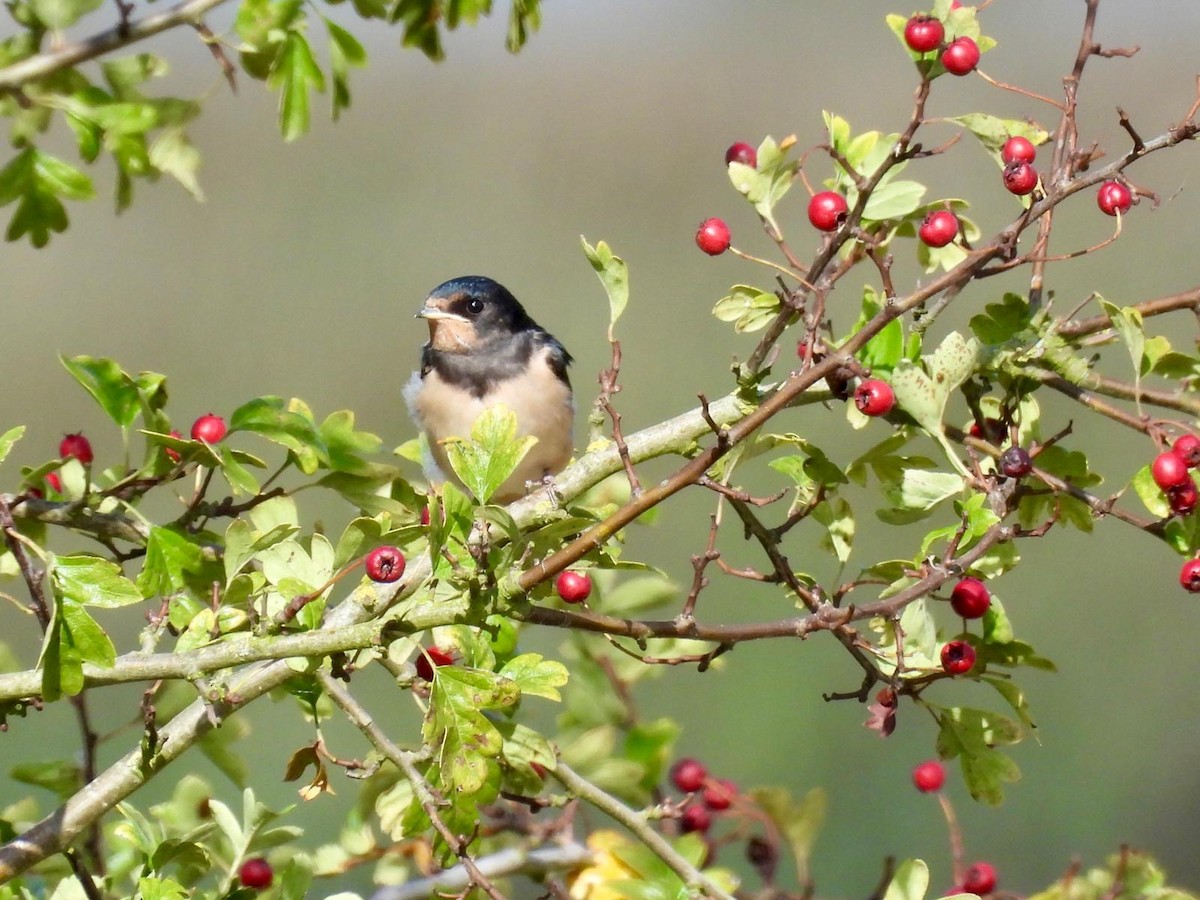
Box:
[465,297,484,315]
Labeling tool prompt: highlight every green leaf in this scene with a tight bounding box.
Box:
[137,527,206,599]
[863,178,925,220]
[53,555,142,608]
[230,396,326,469]
[149,128,204,201]
[61,355,140,428]
[506,0,541,52]
[969,293,1034,345]
[712,284,780,334]
[325,18,366,120]
[0,425,24,466]
[728,135,797,234]
[29,0,102,30]
[813,496,853,564]
[60,600,116,668]
[424,666,519,794]
[1098,297,1145,378]
[442,404,537,503]
[498,653,568,701]
[883,469,964,512]
[935,706,1022,804]
[268,31,326,141]
[581,237,629,333]
[883,859,930,900]
[944,113,1049,164]
[751,786,825,887]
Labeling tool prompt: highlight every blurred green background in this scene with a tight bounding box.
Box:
[4,0,1200,895]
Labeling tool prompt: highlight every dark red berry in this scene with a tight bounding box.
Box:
[999,446,1033,478]
[164,429,183,463]
[1173,434,1200,468]
[950,577,991,619]
[912,759,945,793]
[695,218,731,256]
[59,433,93,464]
[45,472,63,494]
[724,142,757,168]
[1001,136,1036,165]
[680,804,712,834]
[1003,161,1038,195]
[903,15,944,53]
[415,646,454,681]
[702,778,737,811]
[419,505,431,526]
[1152,451,1191,491]
[941,36,980,75]
[941,639,976,675]
[555,570,592,604]
[670,758,708,793]
[365,546,406,583]
[239,857,273,890]
[190,413,227,444]
[875,686,897,708]
[1169,480,1198,516]
[962,862,997,895]
[807,191,849,232]
[745,836,777,872]
[854,379,895,417]
[1181,559,1200,592]
[1097,180,1132,216]
[918,209,959,247]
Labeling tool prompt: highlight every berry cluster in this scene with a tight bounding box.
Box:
[668,757,741,849]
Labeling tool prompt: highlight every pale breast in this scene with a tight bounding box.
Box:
[409,345,574,502]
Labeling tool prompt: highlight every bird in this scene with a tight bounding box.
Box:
[403,276,575,504]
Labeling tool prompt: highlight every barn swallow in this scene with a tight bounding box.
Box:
[403,276,574,503]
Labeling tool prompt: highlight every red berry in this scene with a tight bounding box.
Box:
[724,142,757,168]
[1169,480,1198,516]
[918,209,959,247]
[365,546,406,583]
[1001,136,1037,165]
[415,646,454,681]
[962,861,997,895]
[45,472,63,493]
[59,433,93,464]
[680,804,712,834]
[670,758,708,793]
[1181,559,1200,592]
[941,639,976,675]
[950,577,991,619]
[1174,434,1200,468]
[854,379,895,417]
[999,446,1033,478]
[912,759,945,793]
[904,15,945,54]
[1097,180,1132,216]
[941,36,980,75]
[164,429,183,463]
[1151,451,1191,491]
[190,413,227,444]
[1003,161,1039,196]
[555,570,592,604]
[239,857,273,890]
[695,217,731,256]
[701,778,737,811]
[807,191,849,232]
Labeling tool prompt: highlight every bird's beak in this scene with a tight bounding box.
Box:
[416,301,468,322]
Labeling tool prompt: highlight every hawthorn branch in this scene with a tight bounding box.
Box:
[318,673,506,900]
[0,0,233,92]
[551,761,734,900]
[1056,286,1200,339]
